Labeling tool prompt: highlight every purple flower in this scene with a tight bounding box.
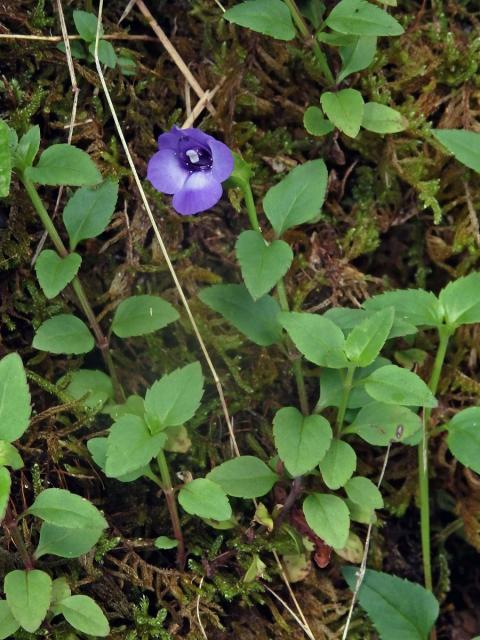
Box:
[147,126,234,215]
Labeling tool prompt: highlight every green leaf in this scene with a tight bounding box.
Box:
[89,39,117,68]
[154,536,178,550]
[63,180,118,250]
[345,477,383,511]
[320,89,364,138]
[73,10,102,42]
[207,456,278,498]
[26,144,102,186]
[236,230,293,300]
[62,369,114,410]
[303,493,350,548]
[0,441,24,470]
[223,0,295,41]
[273,407,332,476]
[446,407,480,473]
[342,568,439,640]
[35,522,104,559]
[28,488,107,530]
[0,120,12,197]
[105,414,166,478]
[88,435,150,482]
[178,478,232,521]
[0,352,31,442]
[199,284,283,346]
[432,129,480,173]
[319,439,356,489]
[13,125,40,171]
[57,595,109,637]
[363,288,443,328]
[5,569,52,633]
[33,314,95,355]
[111,294,179,338]
[345,402,421,446]
[144,362,204,431]
[325,0,404,36]
[34,250,81,299]
[325,306,415,339]
[364,365,437,408]
[50,577,71,605]
[439,272,480,326]
[338,36,377,82]
[303,106,335,137]
[279,312,348,368]
[0,467,11,521]
[299,0,325,28]
[344,307,394,366]
[362,102,406,134]
[0,600,20,640]
[318,360,389,411]
[263,159,328,236]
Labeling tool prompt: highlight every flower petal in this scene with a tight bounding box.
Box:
[147,149,189,195]
[157,126,183,151]
[180,127,212,147]
[209,139,234,182]
[172,171,222,215]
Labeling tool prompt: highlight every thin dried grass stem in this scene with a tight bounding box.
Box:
[135,0,216,116]
[262,582,316,640]
[93,0,239,457]
[341,440,394,640]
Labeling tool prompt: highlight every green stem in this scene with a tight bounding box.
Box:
[418,325,452,592]
[336,365,355,437]
[283,0,335,85]
[276,279,309,415]
[21,173,124,402]
[156,450,185,569]
[242,180,261,232]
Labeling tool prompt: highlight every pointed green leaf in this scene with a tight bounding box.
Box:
[273,407,332,477]
[432,129,480,173]
[28,488,107,530]
[439,272,480,326]
[303,493,350,548]
[0,352,31,442]
[236,230,293,300]
[105,415,166,478]
[362,102,406,134]
[325,0,404,36]
[342,568,439,640]
[321,89,364,138]
[447,407,480,473]
[207,456,278,498]
[73,9,103,42]
[223,0,295,41]
[33,314,95,355]
[345,402,421,445]
[61,369,114,410]
[89,39,117,68]
[178,478,232,521]
[144,362,204,430]
[35,250,81,299]
[199,284,283,346]
[363,288,443,328]
[5,569,52,633]
[13,125,40,171]
[111,294,179,338]
[50,577,71,605]
[26,144,102,186]
[319,439,356,489]
[63,180,118,250]
[57,595,109,637]
[0,441,24,470]
[263,159,328,236]
[34,522,104,559]
[279,311,348,368]
[364,365,437,407]
[344,307,394,366]
[338,36,377,83]
[344,477,383,511]
[154,536,178,550]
